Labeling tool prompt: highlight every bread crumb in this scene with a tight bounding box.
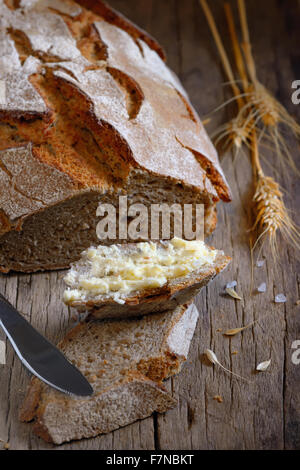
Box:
[275,293,286,303]
[232,351,238,355]
[257,282,266,293]
[216,328,222,332]
[213,395,223,403]
[3,442,10,450]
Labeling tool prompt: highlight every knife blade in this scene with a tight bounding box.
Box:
[0,293,93,397]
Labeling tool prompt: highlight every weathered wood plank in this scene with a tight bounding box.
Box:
[0,0,299,450]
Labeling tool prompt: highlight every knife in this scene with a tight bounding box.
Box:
[0,293,93,397]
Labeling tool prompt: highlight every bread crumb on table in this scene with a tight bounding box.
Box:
[213,395,223,403]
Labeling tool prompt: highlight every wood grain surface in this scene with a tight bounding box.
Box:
[0,0,299,450]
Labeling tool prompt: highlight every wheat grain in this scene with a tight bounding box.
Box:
[200,0,300,259]
[252,174,300,257]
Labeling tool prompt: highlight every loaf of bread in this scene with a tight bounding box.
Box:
[0,0,230,273]
[63,237,230,319]
[20,303,199,444]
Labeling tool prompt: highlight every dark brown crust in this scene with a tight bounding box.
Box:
[32,419,54,444]
[19,378,41,423]
[204,203,217,236]
[177,142,232,202]
[75,0,166,61]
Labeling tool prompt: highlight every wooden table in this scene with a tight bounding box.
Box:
[0,0,299,450]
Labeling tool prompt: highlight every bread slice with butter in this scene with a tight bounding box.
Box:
[63,237,230,319]
[20,303,199,445]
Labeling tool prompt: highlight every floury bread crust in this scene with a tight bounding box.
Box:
[0,0,230,273]
[20,303,199,445]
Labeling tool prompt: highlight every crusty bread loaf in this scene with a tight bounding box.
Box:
[20,303,199,445]
[0,0,230,273]
[63,239,230,319]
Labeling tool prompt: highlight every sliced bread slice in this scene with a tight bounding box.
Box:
[63,237,230,319]
[20,303,199,445]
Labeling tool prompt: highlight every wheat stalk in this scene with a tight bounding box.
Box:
[237,0,300,173]
[251,132,300,257]
[199,0,244,109]
[252,175,300,256]
[200,0,300,259]
[200,0,255,154]
[202,0,300,174]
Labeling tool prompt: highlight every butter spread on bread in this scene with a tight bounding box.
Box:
[64,237,219,303]
[63,237,230,319]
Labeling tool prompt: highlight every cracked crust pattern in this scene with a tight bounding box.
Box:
[0,0,231,271]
